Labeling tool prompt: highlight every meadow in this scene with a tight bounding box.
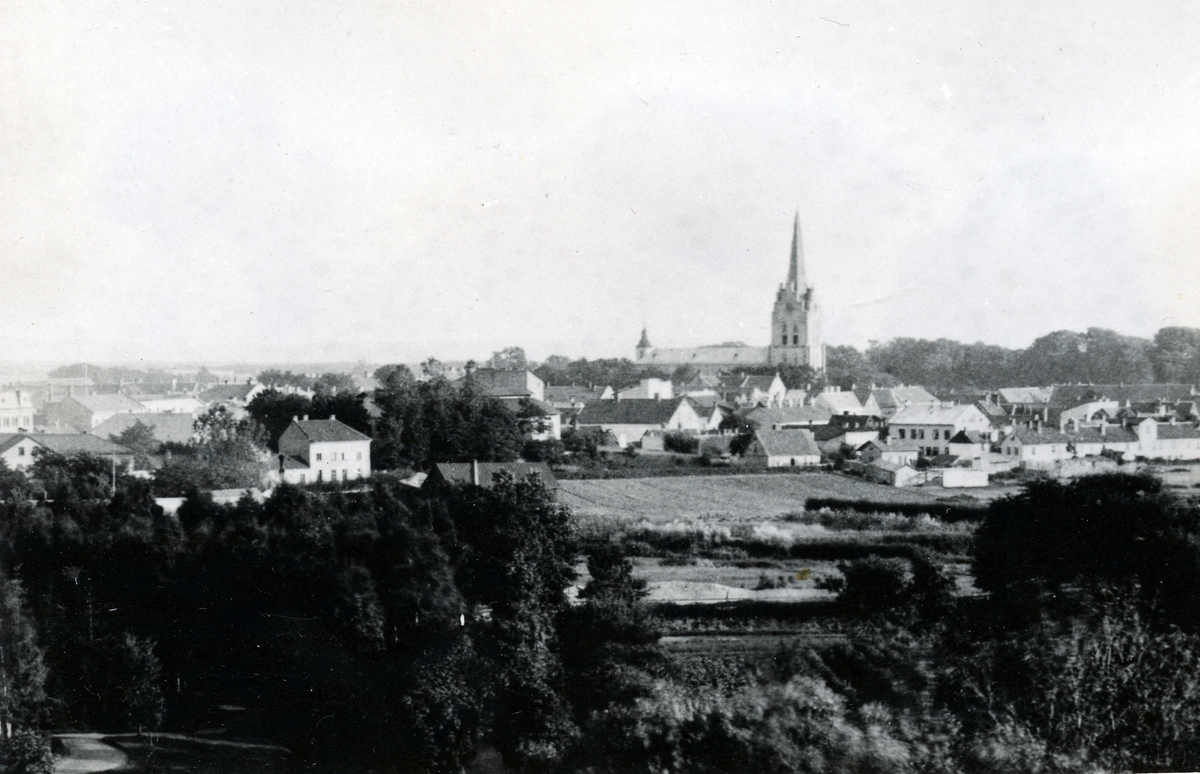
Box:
[558,470,944,523]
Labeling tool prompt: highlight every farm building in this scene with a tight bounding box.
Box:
[574,397,706,447]
[424,461,557,490]
[858,438,921,466]
[745,429,821,467]
[862,460,922,487]
[745,405,832,429]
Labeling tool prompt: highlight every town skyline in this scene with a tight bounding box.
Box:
[3,2,1197,364]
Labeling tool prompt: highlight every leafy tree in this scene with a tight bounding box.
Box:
[0,580,48,730]
[373,363,415,389]
[522,439,565,464]
[373,376,523,470]
[0,461,32,502]
[246,389,314,450]
[670,364,701,387]
[29,450,123,501]
[310,392,373,438]
[152,407,267,495]
[489,346,528,371]
[1150,326,1200,384]
[257,369,314,391]
[974,473,1200,626]
[313,372,357,397]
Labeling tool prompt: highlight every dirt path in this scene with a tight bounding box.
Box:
[54,734,128,774]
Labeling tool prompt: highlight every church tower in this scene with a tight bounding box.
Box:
[769,213,824,370]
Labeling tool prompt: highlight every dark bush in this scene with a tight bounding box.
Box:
[663,431,699,454]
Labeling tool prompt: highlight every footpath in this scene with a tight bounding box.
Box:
[53,734,128,774]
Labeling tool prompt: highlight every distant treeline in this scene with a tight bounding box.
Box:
[825,326,1200,391]
[528,326,1200,392]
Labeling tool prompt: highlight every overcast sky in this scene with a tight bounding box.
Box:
[2,1,1198,365]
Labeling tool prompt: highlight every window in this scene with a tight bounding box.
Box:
[356,452,362,460]
[898,429,906,439]
[317,470,323,482]
[792,335,798,345]
[300,474,306,483]
[933,430,939,440]
[17,447,24,456]
[341,453,346,461]
[781,334,788,346]
[316,453,322,461]
[342,470,348,481]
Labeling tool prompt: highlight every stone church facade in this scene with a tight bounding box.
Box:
[635,214,824,375]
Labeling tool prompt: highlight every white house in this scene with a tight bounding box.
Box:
[277,417,372,484]
[616,378,673,401]
[811,388,863,417]
[745,429,822,467]
[1000,419,1200,469]
[888,404,994,456]
[574,397,706,448]
[0,433,135,471]
[0,390,35,433]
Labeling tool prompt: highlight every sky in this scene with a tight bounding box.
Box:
[2,1,1198,366]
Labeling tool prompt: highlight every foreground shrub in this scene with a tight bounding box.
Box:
[0,730,53,774]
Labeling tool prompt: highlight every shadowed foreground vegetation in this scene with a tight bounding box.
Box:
[1,470,1199,772]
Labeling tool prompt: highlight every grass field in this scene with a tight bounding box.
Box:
[558,471,945,523]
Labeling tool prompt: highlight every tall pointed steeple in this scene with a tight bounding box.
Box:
[786,211,807,292]
[637,326,652,350]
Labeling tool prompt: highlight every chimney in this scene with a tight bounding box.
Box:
[303,414,309,421]
[1100,422,1107,436]
[330,414,336,421]
[279,453,285,476]
[471,459,480,486]
[293,415,298,422]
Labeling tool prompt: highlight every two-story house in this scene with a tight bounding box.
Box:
[277,416,372,484]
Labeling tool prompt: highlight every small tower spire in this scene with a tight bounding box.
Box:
[786,211,807,292]
[637,326,652,350]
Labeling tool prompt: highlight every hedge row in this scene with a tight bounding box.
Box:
[804,497,988,523]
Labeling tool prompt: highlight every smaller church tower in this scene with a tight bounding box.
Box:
[636,326,654,362]
[769,213,823,370]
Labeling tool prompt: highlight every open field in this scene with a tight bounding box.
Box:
[558,471,946,522]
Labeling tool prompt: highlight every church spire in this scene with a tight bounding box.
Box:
[786,211,807,291]
[637,326,652,350]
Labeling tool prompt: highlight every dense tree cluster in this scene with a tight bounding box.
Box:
[0,468,647,771]
[534,357,666,391]
[840,325,1199,390]
[3,447,1200,771]
[369,372,525,472]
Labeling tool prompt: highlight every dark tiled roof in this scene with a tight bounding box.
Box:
[1157,424,1200,440]
[745,406,833,427]
[742,375,778,391]
[91,413,197,445]
[753,429,821,458]
[948,430,988,444]
[70,394,146,413]
[199,383,257,402]
[544,386,609,405]
[873,386,939,410]
[429,462,557,489]
[1006,425,1139,445]
[1048,384,1195,408]
[290,419,371,443]
[0,433,133,456]
[575,398,687,426]
[467,369,537,397]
